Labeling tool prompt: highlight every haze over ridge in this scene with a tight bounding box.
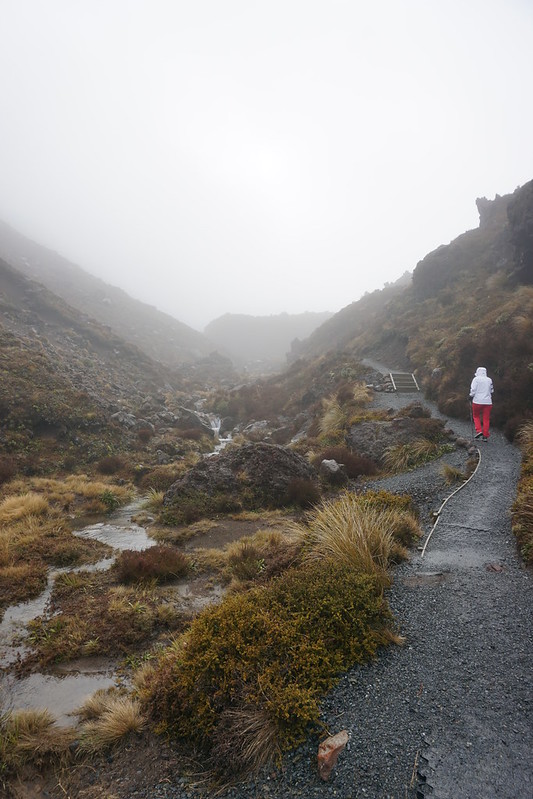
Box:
[1,0,532,329]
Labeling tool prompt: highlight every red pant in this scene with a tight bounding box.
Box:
[472,403,491,437]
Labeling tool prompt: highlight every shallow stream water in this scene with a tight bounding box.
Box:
[1,429,233,726]
[0,497,154,725]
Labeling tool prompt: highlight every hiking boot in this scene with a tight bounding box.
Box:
[474,431,483,439]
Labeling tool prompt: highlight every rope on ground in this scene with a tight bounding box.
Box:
[420,445,482,557]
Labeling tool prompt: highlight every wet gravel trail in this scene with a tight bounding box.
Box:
[148,387,532,799]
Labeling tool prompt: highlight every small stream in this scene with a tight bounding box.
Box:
[0,497,154,725]
[0,423,233,726]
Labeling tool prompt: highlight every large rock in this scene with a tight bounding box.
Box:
[164,442,316,510]
[345,414,444,466]
[175,407,214,438]
[319,459,348,486]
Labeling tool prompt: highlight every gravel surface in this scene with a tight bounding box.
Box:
[143,383,532,799]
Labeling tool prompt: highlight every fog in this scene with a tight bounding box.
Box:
[1,1,532,331]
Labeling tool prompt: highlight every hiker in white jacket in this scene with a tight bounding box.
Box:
[469,366,494,440]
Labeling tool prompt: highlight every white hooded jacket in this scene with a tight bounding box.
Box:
[470,367,494,405]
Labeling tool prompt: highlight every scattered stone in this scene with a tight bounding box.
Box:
[319,459,349,486]
[317,729,349,780]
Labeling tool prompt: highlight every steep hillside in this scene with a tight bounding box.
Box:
[0,258,216,477]
[290,272,411,367]
[0,219,214,368]
[204,310,334,370]
[294,180,533,435]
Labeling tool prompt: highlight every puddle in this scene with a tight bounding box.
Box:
[0,558,115,667]
[175,580,226,612]
[1,497,154,721]
[0,671,117,726]
[72,497,155,551]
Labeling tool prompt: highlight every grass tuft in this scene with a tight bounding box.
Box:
[0,493,49,524]
[291,491,419,585]
[383,439,440,472]
[442,464,465,484]
[116,545,189,584]
[77,695,146,753]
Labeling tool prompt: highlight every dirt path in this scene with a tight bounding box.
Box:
[196,380,533,799]
[17,381,532,799]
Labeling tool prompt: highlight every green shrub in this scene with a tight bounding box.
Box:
[160,490,241,526]
[146,560,394,777]
[99,490,120,512]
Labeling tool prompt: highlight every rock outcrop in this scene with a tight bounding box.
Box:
[164,442,317,510]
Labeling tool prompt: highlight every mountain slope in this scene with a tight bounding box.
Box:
[204,310,334,369]
[0,257,188,474]
[0,219,214,368]
[293,180,533,434]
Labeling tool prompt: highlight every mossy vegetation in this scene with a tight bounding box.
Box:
[144,560,394,778]
[512,421,533,564]
[0,477,133,612]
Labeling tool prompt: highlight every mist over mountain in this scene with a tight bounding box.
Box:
[292,179,533,435]
[0,219,214,369]
[204,310,334,371]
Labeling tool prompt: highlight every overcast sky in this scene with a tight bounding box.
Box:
[1,1,532,331]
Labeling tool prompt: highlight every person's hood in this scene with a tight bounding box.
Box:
[475,367,487,377]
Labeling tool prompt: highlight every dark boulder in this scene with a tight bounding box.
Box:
[163,442,317,511]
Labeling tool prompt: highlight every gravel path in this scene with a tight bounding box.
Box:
[148,382,532,799]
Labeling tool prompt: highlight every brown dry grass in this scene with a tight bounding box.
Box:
[290,491,420,586]
[77,695,146,753]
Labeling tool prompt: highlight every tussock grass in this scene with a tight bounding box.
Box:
[351,381,373,406]
[291,492,418,585]
[209,705,281,779]
[0,492,49,524]
[0,708,75,776]
[512,421,533,564]
[516,421,533,450]
[383,439,440,472]
[442,464,465,484]
[77,695,146,753]
[3,475,133,511]
[143,488,165,509]
[319,398,346,437]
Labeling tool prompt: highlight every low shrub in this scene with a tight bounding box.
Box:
[313,446,378,478]
[145,560,394,778]
[116,545,189,584]
[284,478,321,508]
[179,428,205,441]
[0,456,16,485]
[160,491,241,526]
[96,455,125,475]
[512,421,533,564]
[136,464,187,492]
[137,428,154,444]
